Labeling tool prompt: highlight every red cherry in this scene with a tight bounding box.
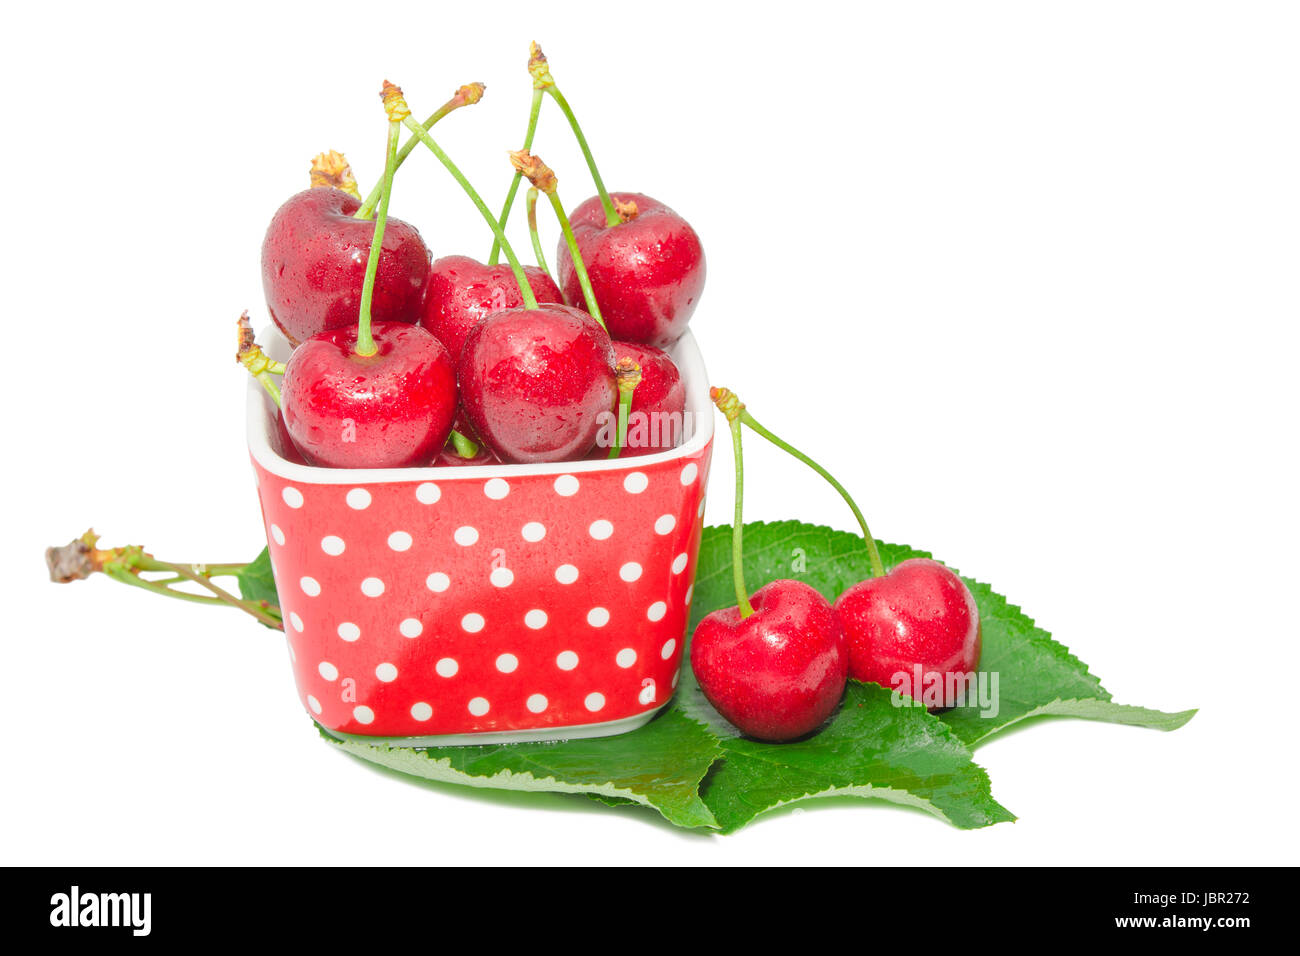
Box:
[834,559,982,708]
[421,255,565,360]
[691,579,848,742]
[271,410,309,465]
[281,322,456,468]
[597,341,686,457]
[261,188,430,346]
[556,192,705,348]
[457,303,617,464]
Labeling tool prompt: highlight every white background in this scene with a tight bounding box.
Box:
[2,0,1296,865]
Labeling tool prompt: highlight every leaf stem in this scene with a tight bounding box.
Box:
[47,531,284,629]
[488,87,544,265]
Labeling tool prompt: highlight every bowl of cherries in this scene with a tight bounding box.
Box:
[241,53,710,745]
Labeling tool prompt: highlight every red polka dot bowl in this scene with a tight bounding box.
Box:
[247,327,714,745]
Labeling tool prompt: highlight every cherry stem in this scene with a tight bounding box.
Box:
[46,531,283,629]
[726,416,755,618]
[525,187,555,280]
[509,150,605,329]
[738,408,886,578]
[237,312,286,407]
[545,87,619,227]
[355,90,404,358]
[528,42,619,227]
[545,187,605,328]
[488,87,544,265]
[607,359,641,459]
[400,115,537,309]
[355,83,484,219]
[448,429,480,459]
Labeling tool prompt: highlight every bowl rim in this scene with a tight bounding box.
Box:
[247,325,715,484]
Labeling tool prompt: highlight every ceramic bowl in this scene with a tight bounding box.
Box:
[247,327,714,745]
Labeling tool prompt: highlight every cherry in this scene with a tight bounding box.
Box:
[421,255,564,359]
[556,192,706,348]
[494,45,704,348]
[834,559,981,708]
[707,387,983,710]
[690,399,846,740]
[260,187,430,346]
[458,303,616,463]
[275,84,457,469]
[272,410,309,465]
[282,322,456,468]
[598,341,685,457]
[260,84,487,348]
[692,579,847,742]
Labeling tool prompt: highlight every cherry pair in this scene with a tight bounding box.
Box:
[690,389,981,742]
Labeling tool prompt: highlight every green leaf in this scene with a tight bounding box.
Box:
[691,521,1195,747]
[235,547,279,609]
[685,679,1014,833]
[322,708,723,830]
[264,518,1189,833]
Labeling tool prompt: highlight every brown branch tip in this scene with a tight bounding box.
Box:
[309,150,361,198]
[380,80,411,122]
[528,41,554,89]
[614,197,639,222]
[509,149,557,194]
[46,530,104,582]
[710,386,746,423]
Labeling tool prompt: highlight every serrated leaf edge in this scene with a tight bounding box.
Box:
[323,722,725,830]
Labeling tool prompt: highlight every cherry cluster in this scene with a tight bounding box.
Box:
[690,389,983,742]
[242,45,704,469]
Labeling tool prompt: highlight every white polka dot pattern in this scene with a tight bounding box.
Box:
[252,441,712,736]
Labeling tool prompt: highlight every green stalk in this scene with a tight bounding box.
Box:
[237,312,286,407]
[526,187,555,281]
[529,42,620,227]
[739,410,886,578]
[727,417,755,618]
[488,87,544,264]
[543,186,604,329]
[355,83,484,219]
[545,84,619,228]
[607,359,641,459]
[47,532,283,629]
[401,115,538,308]
[449,429,480,459]
[355,114,402,357]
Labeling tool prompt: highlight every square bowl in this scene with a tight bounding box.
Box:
[247,326,714,745]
